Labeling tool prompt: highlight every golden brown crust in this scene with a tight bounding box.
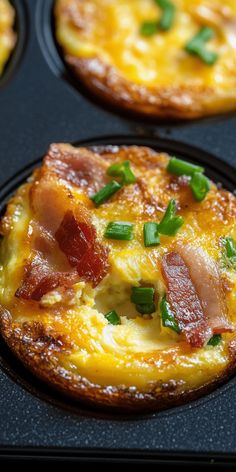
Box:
[55,0,236,119]
[67,56,216,120]
[2,306,236,412]
[1,143,236,412]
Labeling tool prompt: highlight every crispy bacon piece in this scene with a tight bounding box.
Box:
[55,210,109,287]
[31,174,74,235]
[16,145,110,300]
[76,242,109,287]
[55,210,95,267]
[176,244,233,335]
[162,252,212,348]
[45,143,108,196]
[17,208,109,300]
[30,220,72,272]
[15,254,78,301]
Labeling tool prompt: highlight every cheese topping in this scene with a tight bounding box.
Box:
[55,0,236,91]
[0,144,236,391]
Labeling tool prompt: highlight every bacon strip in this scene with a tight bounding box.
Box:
[162,252,212,347]
[55,210,109,287]
[15,254,78,301]
[76,242,109,287]
[45,144,108,196]
[31,174,74,235]
[16,145,110,300]
[176,244,233,334]
[54,210,95,267]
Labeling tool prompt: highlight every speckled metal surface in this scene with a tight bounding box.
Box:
[0,0,236,463]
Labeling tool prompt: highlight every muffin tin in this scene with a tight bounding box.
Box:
[0,0,236,464]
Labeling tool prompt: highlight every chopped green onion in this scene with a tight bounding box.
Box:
[140,0,175,37]
[187,25,215,44]
[167,157,204,177]
[140,21,158,37]
[185,27,218,65]
[91,180,121,206]
[195,48,218,66]
[143,222,160,247]
[190,172,210,202]
[160,295,180,333]
[131,287,155,305]
[224,237,236,259]
[155,0,176,31]
[222,237,236,270]
[105,310,121,325]
[123,161,136,184]
[107,161,136,185]
[105,222,134,241]
[207,334,222,347]
[158,199,184,236]
[123,161,137,185]
[143,201,184,245]
[136,303,156,315]
[167,157,210,202]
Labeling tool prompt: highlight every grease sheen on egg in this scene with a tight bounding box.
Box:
[0,144,236,412]
[55,0,236,119]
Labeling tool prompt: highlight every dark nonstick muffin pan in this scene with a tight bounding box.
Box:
[0,0,236,465]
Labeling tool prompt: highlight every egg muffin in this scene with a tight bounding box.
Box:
[54,0,236,119]
[0,0,15,77]
[0,143,236,411]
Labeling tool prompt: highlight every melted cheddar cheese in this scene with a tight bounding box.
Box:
[0,144,236,403]
[55,0,236,118]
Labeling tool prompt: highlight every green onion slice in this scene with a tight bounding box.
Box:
[140,0,175,37]
[207,334,222,346]
[107,161,136,185]
[155,0,176,31]
[131,287,155,305]
[167,157,204,177]
[105,222,134,241]
[224,237,236,259]
[167,157,210,202]
[143,222,160,247]
[158,199,184,236]
[160,295,180,333]
[190,172,210,202]
[185,26,218,65]
[222,237,236,270]
[91,180,121,206]
[136,303,156,315]
[105,310,121,325]
[140,21,158,37]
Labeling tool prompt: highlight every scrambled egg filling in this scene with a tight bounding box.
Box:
[55,0,236,90]
[0,163,235,390]
[0,0,15,75]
